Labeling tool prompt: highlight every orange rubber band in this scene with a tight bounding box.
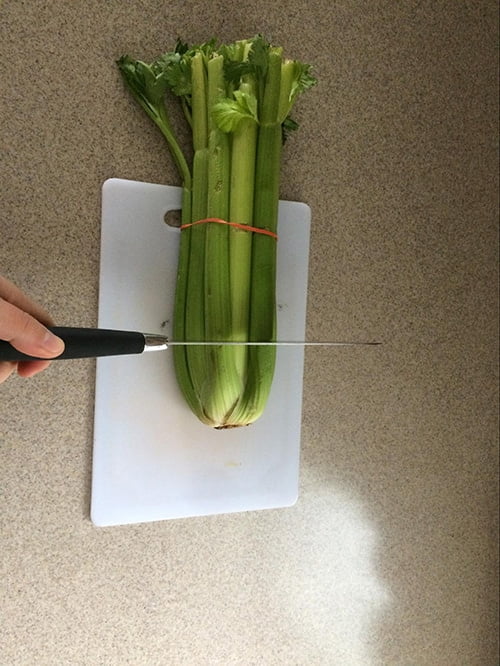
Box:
[180,217,278,240]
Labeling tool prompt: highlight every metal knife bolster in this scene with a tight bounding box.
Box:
[143,333,169,352]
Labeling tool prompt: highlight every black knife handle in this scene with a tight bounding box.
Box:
[0,327,146,361]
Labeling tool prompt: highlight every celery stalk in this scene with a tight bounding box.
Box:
[182,54,210,408]
[228,49,283,425]
[203,55,242,424]
[117,37,316,428]
[228,77,258,381]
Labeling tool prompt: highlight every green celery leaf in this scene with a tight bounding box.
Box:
[281,115,299,143]
[117,56,169,113]
[175,39,189,55]
[212,90,259,132]
[247,34,270,75]
[233,90,258,120]
[223,34,270,87]
[289,61,317,102]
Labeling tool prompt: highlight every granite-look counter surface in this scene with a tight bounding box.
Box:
[1,2,498,664]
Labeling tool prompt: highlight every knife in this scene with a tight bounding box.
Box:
[0,327,381,362]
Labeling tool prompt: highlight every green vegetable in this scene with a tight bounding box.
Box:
[117,36,316,428]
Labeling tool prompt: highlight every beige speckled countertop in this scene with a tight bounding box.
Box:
[1,2,498,664]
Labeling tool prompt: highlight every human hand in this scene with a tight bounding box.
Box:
[0,276,65,383]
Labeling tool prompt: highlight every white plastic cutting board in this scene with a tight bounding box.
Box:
[91,178,311,526]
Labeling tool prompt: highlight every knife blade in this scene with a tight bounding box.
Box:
[0,327,381,362]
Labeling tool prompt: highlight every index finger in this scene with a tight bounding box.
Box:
[0,276,54,326]
[0,298,64,358]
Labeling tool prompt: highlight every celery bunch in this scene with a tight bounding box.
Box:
[117,36,316,428]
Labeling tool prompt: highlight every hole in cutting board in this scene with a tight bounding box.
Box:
[164,209,182,228]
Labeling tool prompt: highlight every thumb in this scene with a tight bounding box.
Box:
[0,298,65,358]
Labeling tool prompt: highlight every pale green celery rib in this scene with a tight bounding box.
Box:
[172,187,210,423]
[229,52,284,425]
[174,52,211,422]
[202,55,243,425]
[228,78,258,382]
[277,59,297,124]
[184,147,209,403]
[228,125,282,425]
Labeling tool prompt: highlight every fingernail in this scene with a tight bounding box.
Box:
[42,331,65,355]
